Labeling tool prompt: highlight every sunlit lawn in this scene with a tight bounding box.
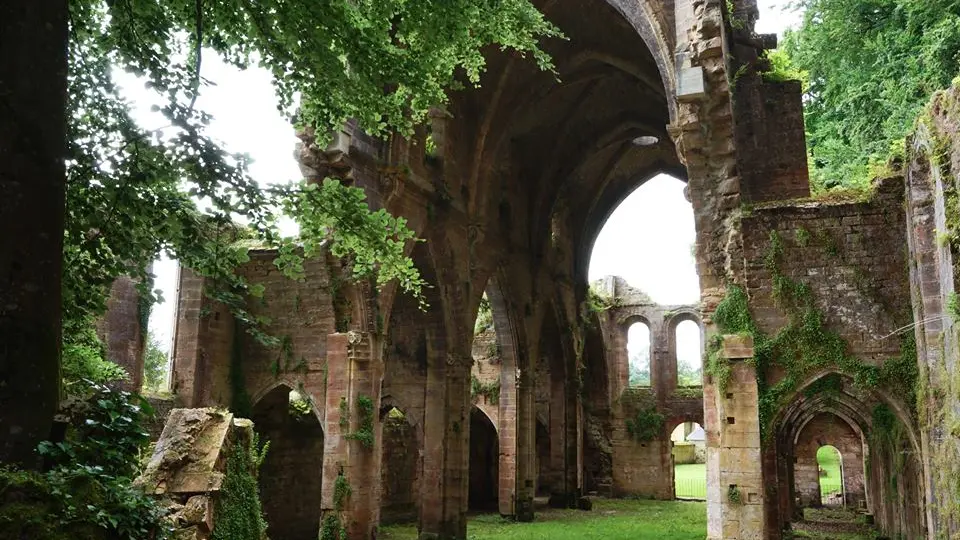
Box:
[379,499,706,540]
[817,447,843,498]
[674,463,707,499]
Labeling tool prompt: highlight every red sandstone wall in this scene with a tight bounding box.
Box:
[741,177,911,368]
[97,276,146,391]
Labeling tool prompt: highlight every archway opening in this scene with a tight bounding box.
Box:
[469,407,499,511]
[380,406,420,524]
[251,385,324,540]
[588,175,700,305]
[672,422,706,500]
[817,445,844,507]
[627,321,651,387]
[675,319,702,387]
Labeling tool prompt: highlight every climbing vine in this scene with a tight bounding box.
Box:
[626,406,665,443]
[344,395,375,449]
[320,473,351,540]
[211,432,269,540]
[620,388,664,442]
[710,230,917,441]
[471,376,501,405]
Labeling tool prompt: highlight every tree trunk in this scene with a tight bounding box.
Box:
[0,0,69,467]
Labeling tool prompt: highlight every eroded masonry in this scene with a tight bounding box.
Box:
[101,0,960,538]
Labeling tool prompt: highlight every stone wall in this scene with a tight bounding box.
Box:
[906,82,960,539]
[793,413,866,510]
[741,177,911,366]
[380,413,420,524]
[97,276,146,391]
[594,279,705,499]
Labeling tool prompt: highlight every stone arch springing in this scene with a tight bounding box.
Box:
[251,383,324,540]
[469,406,499,511]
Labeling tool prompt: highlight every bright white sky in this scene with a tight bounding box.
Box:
[137,1,801,355]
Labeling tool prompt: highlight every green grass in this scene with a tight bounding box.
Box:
[817,446,843,498]
[674,463,706,499]
[379,499,706,540]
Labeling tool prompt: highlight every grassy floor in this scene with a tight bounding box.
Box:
[816,446,843,499]
[379,499,706,540]
[674,463,706,499]
[792,507,877,539]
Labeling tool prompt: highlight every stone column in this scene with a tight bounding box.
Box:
[514,351,536,521]
[419,350,472,540]
[498,349,518,516]
[706,335,765,540]
[320,332,384,539]
[548,356,582,507]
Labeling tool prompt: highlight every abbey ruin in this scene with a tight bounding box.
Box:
[90,0,960,538]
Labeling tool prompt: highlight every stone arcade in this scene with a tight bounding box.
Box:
[103,0,960,538]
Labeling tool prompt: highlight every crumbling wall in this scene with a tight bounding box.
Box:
[136,408,261,540]
[593,281,704,499]
[906,82,960,539]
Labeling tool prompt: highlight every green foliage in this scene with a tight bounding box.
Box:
[321,474,351,540]
[61,318,129,393]
[287,390,313,421]
[211,432,269,540]
[0,384,170,540]
[345,395,375,449]
[475,294,494,334]
[38,382,152,479]
[142,331,168,392]
[727,485,743,505]
[471,376,501,405]
[625,406,665,443]
[585,286,620,314]
[711,231,918,441]
[762,49,808,86]
[61,0,562,358]
[782,0,960,191]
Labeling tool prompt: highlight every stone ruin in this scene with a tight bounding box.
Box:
[97,0,960,538]
[136,408,257,540]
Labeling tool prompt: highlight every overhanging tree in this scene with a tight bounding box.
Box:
[0,0,560,467]
[783,0,960,190]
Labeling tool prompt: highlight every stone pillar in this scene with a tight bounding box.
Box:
[321,332,384,539]
[548,356,582,507]
[706,335,765,540]
[514,353,536,521]
[498,350,518,516]
[419,351,472,540]
[97,276,146,392]
[169,269,233,408]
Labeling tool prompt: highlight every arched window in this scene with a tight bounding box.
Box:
[675,319,702,386]
[627,321,651,387]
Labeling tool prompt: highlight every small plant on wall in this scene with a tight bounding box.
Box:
[626,406,664,442]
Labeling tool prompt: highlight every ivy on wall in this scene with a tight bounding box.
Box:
[708,229,917,442]
[620,388,664,442]
[471,376,501,405]
[211,432,270,540]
